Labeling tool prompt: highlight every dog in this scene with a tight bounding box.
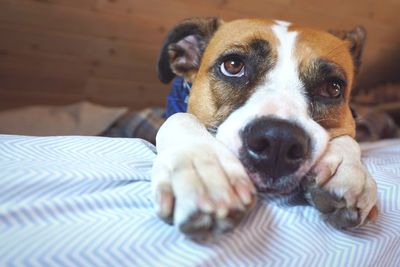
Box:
[152,17,378,240]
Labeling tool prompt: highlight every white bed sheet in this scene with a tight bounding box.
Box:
[0,135,399,267]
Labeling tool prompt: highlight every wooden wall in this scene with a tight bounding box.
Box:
[0,0,399,110]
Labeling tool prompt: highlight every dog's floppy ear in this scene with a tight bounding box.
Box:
[157,17,222,84]
[328,26,367,74]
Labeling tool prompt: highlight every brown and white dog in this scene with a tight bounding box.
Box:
[152,17,378,239]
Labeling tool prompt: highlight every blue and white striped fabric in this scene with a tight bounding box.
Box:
[1,135,399,267]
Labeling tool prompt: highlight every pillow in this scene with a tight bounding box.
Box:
[0,101,127,136]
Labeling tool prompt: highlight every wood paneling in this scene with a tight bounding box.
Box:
[0,0,399,110]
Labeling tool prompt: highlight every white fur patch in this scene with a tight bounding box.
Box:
[274,20,291,28]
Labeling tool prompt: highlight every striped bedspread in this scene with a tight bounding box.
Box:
[1,135,399,267]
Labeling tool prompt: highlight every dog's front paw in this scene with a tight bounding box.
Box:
[152,138,256,241]
[302,135,378,229]
[152,144,256,240]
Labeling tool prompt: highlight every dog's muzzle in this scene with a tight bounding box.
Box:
[240,117,311,192]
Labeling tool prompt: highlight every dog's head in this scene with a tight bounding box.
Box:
[158,18,366,194]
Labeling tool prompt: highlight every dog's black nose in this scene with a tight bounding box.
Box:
[241,117,310,179]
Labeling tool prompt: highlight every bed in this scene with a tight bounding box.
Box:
[1,134,399,266]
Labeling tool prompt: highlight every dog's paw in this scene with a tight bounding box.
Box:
[152,128,256,241]
[302,135,378,229]
[152,143,256,241]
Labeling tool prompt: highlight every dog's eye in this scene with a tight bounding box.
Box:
[220,58,245,77]
[316,81,343,99]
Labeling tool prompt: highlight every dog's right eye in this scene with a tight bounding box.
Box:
[220,58,245,77]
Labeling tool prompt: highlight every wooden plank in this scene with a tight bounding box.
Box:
[290,0,374,20]
[94,0,222,21]
[0,1,166,44]
[84,77,169,108]
[0,90,84,110]
[25,0,97,10]
[0,23,162,65]
[0,70,86,95]
[0,38,164,90]
[0,51,89,83]
[0,76,169,110]
[217,0,291,17]
[0,23,92,59]
[1,1,396,61]
[89,61,158,83]
[358,44,400,89]
[369,0,400,25]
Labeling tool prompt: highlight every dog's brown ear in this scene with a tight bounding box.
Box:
[328,26,367,74]
[157,17,222,84]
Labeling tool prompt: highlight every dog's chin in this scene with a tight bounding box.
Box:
[248,172,302,194]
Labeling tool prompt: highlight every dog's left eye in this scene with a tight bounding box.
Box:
[316,81,343,99]
[220,58,245,77]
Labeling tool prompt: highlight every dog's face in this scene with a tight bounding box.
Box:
[158,18,366,194]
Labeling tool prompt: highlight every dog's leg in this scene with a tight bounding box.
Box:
[152,113,256,240]
[302,135,378,229]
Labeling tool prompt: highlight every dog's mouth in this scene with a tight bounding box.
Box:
[245,165,310,194]
[247,171,304,194]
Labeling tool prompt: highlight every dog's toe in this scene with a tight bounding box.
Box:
[179,210,213,240]
[312,187,360,227]
[214,208,246,234]
[178,207,247,241]
[304,136,378,229]
[303,178,362,229]
[324,207,361,229]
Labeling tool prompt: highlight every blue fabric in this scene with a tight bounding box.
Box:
[1,135,400,267]
[164,77,191,118]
